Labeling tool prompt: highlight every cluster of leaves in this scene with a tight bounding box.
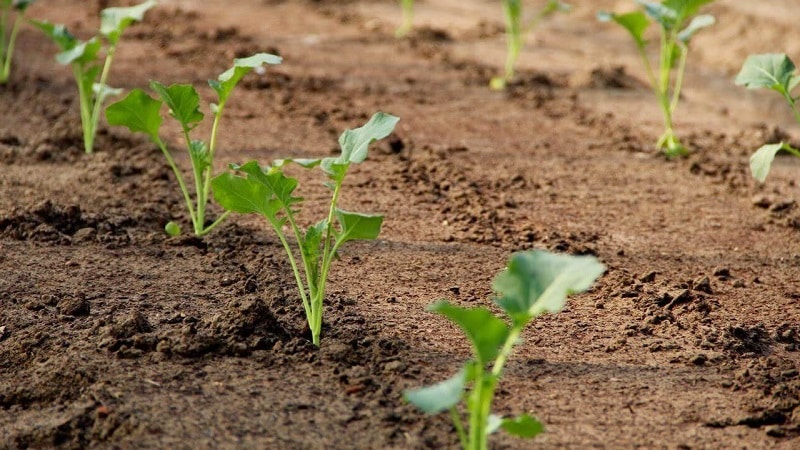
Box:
[405,250,605,450]
[598,0,716,157]
[32,0,156,154]
[489,0,570,90]
[211,113,399,346]
[105,53,282,237]
[395,0,414,38]
[736,54,800,183]
[0,0,34,84]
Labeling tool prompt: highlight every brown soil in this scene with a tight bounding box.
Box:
[2,0,800,448]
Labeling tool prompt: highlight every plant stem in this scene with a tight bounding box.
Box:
[155,137,197,226]
[1,6,8,67]
[502,0,521,83]
[396,0,414,38]
[85,44,117,154]
[270,220,313,322]
[196,103,225,235]
[450,407,469,449]
[197,210,231,237]
[74,65,94,155]
[1,10,21,83]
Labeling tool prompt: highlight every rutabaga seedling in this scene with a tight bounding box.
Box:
[735,53,800,183]
[105,53,282,237]
[31,0,156,154]
[0,0,34,84]
[598,0,715,157]
[489,0,570,91]
[405,250,605,450]
[211,112,399,346]
[395,0,414,38]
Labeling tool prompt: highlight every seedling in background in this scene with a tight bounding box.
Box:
[31,0,155,154]
[105,53,282,237]
[489,0,570,91]
[736,53,800,183]
[0,0,34,84]
[405,250,604,450]
[598,0,715,157]
[211,112,399,346]
[395,0,414,38]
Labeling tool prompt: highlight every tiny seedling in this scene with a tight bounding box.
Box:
[735,53,800,183]
[211,112,399,346]
[396,0,414,38]
[405,250,604,450]
[0,0,34,84]
[32,0,156,154]
[598,0,715,157]
[105,53,282,237]
[489,0,570,90]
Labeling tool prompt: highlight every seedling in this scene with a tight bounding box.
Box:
[396,0,414,38]
[489,0,570,91]
[405,250,604,450]
[105,53,282,237]
[598,0,715,157]
[211,112,399,346]
[0,0,34,84]
[32,0,156,154]
[735,53,800,183]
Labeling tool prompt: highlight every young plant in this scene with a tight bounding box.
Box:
[0,0,34,84]
[395,0,414,38]
[598,0,715,157]
[404,250,604,450]
[105,53,282,237]
[735,53,800,183]
[210,112,399,346]
[31,0,155,154]
[489,0,570,91]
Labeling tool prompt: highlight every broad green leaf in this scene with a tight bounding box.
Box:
[150,82,204,133]
[336,112,399,165]
[300,220,326,291]
[188,140,211,173]
[501,414,545,438]
[233,161,302,210]
[209,53,282,107]
[493,250,605,323]
[105,89,163,141]
[55,38,101,66]
[662,0,714,21]
[598,11,649,48]
[404,369,466,414]
[13,0,35,12]
[735,53,796,93]
[636,1,678,29]
[429,302,509,364]
[334,209,383,245]
[677,14,715,43]
[211,172,280,218]
[30,20,77,51]
[100,0,156,45]
[749,142,787,183]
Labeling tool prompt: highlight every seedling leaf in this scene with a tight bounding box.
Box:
[598,11,649,48]
[735,53,796,93]
[210,172,280,217]
[429,301,509,364]
[334,209,383,244]
[749,142,786,183]
[55,38,101,66]
[92,83,123,106]
[188,140,211,174]
[335,112,400,166]
[233,161,303,210]
[105,89,163,141]
[29,20,76,50]
[150,81,204,133]
[100,0,156,45]
[493,251,605,322]
[501,414,545,438]
[662,0,714,20]
[210,53,282,106]
[404,369,466,414]
[677,14,715,43]
[636,1,678,29]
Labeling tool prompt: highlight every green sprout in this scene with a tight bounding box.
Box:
[396,0,414,38]
[736,53,800,183]
[598,0,716,157]
[31,0,156,154]
[211,112,399,346]
[105,53,282,237]
[489,0,570,90]
[0,0,34,84]
[405,250,605,450]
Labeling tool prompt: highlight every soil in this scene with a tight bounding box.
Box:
[2,0,800,448]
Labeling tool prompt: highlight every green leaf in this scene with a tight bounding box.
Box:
[188,140,211,174]
[334,209,383,245]
[749,142,787,183]
[501,414,545,438]
[300,220,326,291]
[55,38,101,66]
[429,302,509,364]
[100,0,157,45]
[209,53,282,107]
[404,369,466,414]
[233,161,302,211]
[598,11,649,48]
[150,81,204,133]
[790,75,800,93]
[336,112,399,165]
[493,250,605,323]
[105,89,163,142]
[92,83,123,107]
[273,158,322,169]
[636,1,678,29]
[662,0,714,21]
[30,20,77,51]
[211,172,281,218]
[677,14,715,43]
[735,53,797,93]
